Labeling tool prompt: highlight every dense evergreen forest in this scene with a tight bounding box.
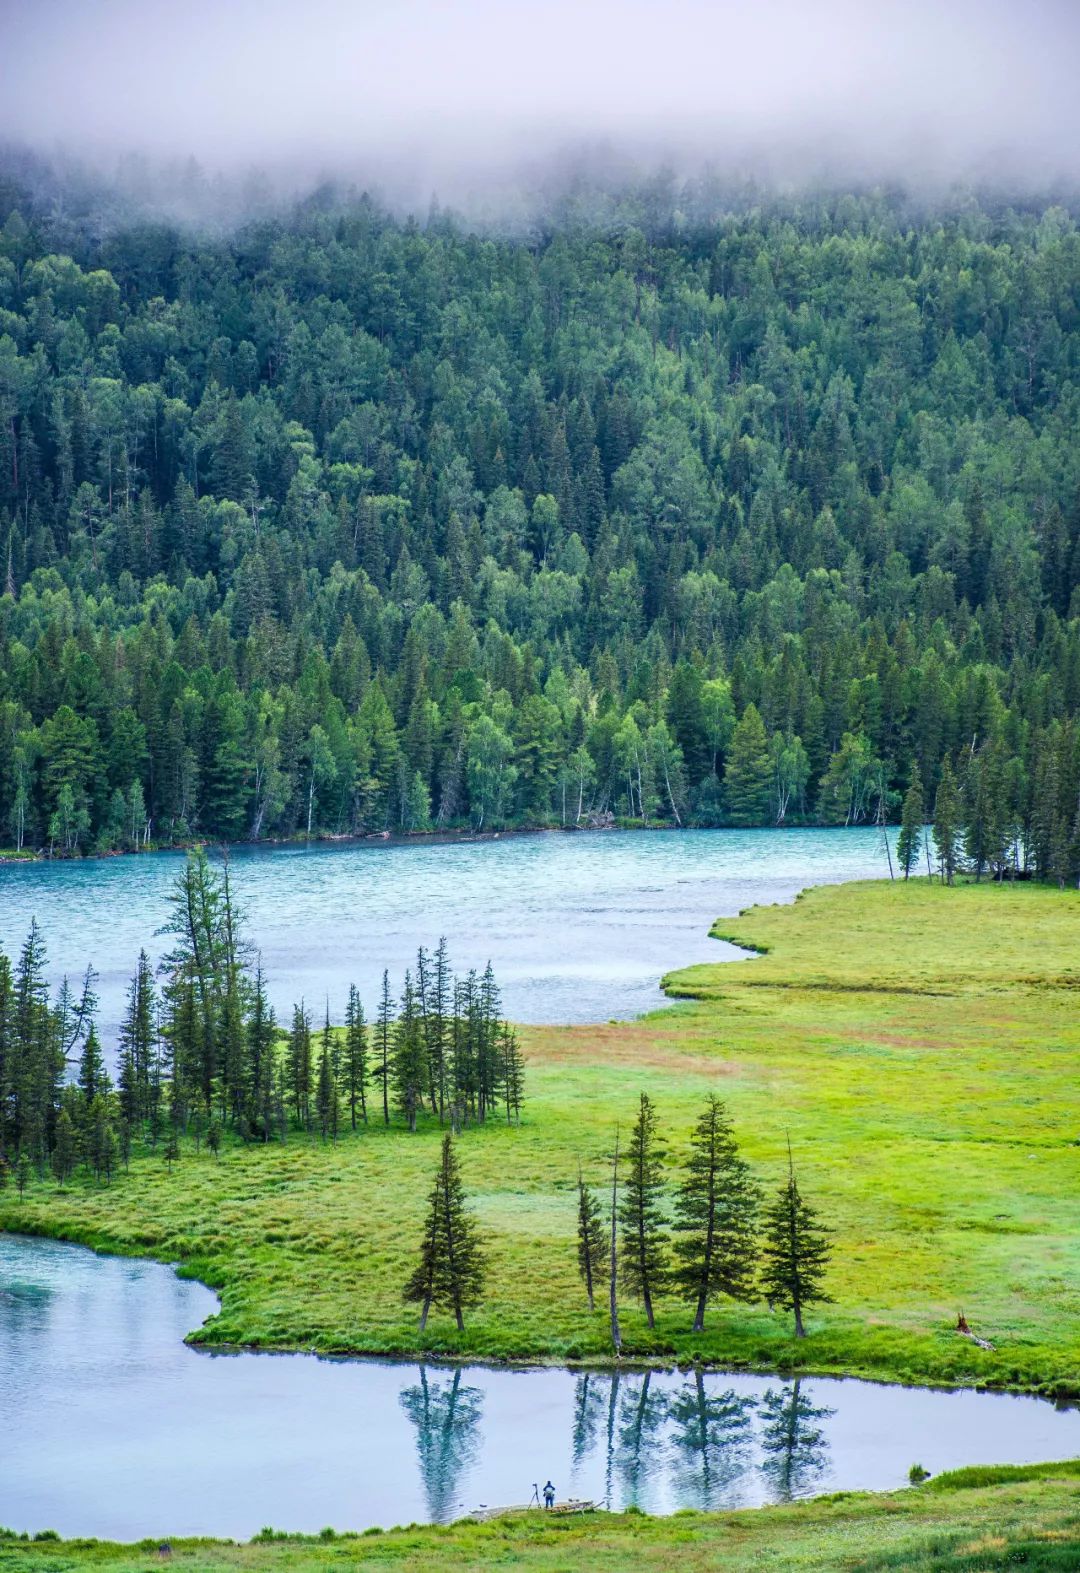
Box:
[2,166,1080,876]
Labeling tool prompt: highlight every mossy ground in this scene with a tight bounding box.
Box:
[2,1463,1079,1571]
[2,879,1078,1394]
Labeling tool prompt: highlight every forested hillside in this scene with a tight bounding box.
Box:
[2,171,1080,871]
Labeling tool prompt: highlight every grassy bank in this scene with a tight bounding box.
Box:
[2,1463,1079,1570]
[2,880,1078,1394]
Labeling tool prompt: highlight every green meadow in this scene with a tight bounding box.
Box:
[2,879,1078,1395]
[2,1463,1079,1571]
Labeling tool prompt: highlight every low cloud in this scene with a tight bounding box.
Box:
[2,0,1078,212]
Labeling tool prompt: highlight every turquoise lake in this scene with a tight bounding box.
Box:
[0,827,897,1044]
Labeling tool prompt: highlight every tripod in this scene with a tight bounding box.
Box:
[530,1483,540,1507]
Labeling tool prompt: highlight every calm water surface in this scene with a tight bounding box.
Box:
[2,1235,1077,1540]
[0,828,895,1044]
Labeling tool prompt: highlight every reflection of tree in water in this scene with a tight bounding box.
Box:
[615,1371,670,1506]
[757,1379,834,1502]
[668,1372,757,1509]
[571,1372,606,1475]
[399,1365,485,1521]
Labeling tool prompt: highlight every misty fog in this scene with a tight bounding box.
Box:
[2,0,1079,219]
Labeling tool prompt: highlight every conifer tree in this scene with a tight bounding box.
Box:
[576,1164,606,1312]
[245,961,276,1139]
[404,1134,485,1331]
[724,704,772,825]
[933,759,962,885]
[88,1094,117,1183]
[77,1022,107,1106]
[393,971,427,1131]
[673,1095,758,1333]
[416,940,450,1119]
[51,1106,76,1187]
[287,1001,312,1129]
[499,1025,525,1123]
[315,1015,335,1143]
[343,983,368,1128]
[619,1092,668,1329]
[896,775,924,880]
[759,1145,833,1338]
[608,1128,621,1353]
[0,947,13,1161]
[375,969,394,1126]
[117,951,156,1128]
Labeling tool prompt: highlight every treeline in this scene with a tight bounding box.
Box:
[401,1092,830,1342]
[0,848,523,1186]
[1,176,1080,868]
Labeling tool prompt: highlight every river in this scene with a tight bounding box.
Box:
[2,1234,1077,1540]
[0,827,896,1045]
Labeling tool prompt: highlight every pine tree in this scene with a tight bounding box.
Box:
[759,1145,833,1338]
[403,1134,485,1331]
[343,983,368,1128]
[933,759,962,885]
[619,1092,668,1329]
[896,775,924,880]
[673,1095,758,1333]
[576,1165,606,1312]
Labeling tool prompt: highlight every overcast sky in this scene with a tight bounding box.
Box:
[2,0,1078,194]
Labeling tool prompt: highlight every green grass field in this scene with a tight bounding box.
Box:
[2,879,1079,1394]
[2,1463,1079,1571]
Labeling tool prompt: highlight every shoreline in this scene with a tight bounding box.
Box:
[5,1217,1077,1402]
[0,819,898,868]
[2,880,1076,1407]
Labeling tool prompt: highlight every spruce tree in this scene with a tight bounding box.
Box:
[609,1127,621,1352]
[245,961,277,1140]
[287,1001,312,1129]
[403,1133,485,1331]
[343,983,368,1128]
[393,971,426,1131]
[724,704,772,825]
[896,775,924,880]
[619,1092,668,1329]
[77,1022,107,1106]
[759,1146,833,1338]
[499,1025,525,1124]
[576,1165,606,1312]
[375,969,394,1126]
[315,1017,335,1143]
[672,1095,758,1333]
[51,1106,76,1187]
[933,759,962,885]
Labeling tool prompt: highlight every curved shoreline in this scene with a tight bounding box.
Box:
[2,879,1077,1404]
